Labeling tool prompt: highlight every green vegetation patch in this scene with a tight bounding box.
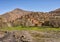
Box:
[0,26,60,31]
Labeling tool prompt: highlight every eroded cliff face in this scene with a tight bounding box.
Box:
[0,30,60,42]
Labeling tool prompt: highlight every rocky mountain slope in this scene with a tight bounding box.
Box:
[1,8,32,22]
[0,8,60,28]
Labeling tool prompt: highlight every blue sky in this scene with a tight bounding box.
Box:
[0,0,60,14]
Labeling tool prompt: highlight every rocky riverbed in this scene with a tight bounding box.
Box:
[0,30,60,42]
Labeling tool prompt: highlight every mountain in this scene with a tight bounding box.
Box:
[50,8,60,13]
[0,8,60,28]
[0,8,32,27]
[49,8,60,16]
[1,8,32,22]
